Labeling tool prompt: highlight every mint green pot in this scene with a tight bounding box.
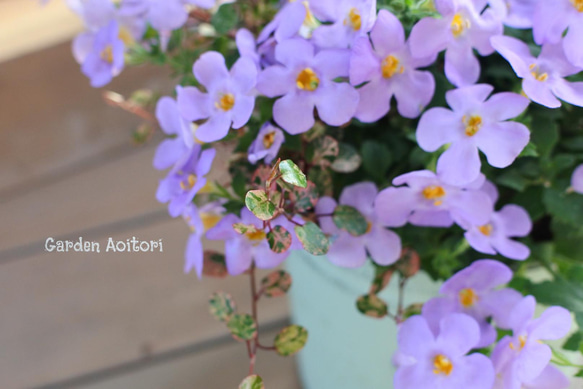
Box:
[286,251,440,389]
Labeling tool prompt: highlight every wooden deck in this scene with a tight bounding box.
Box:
[0,40,299,388]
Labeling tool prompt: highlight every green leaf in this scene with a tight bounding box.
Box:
[274,325,308,356]
[202,251,228,278]
[232,171,247,199]
[251,165,272,188]
[396,248,420,278]
[209,292,237,322]
[233,223,262,235]
[211,3,238,34]
[563,332,582,351]
[333,205,369,237]
[279,160,307,188]
[294,222,330,256]
[239,375,265,389]
[543,186,583,227]
[356,294,388,318]
[227,314,258,341]
[266,226,292,254]
[245,190,277,221]
[369,265,394,294]
[307,135,339,164]
[261,270,293,297]
[361,141,392,180]
[331,143,362,173]
[308,167,333,197]
[527,280,583,312]
[290,181,319,212]
[531,114,559,157]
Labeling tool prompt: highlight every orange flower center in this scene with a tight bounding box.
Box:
[100,45,114,63]
[433,355,453,376]
[509,335,527,351]
[296,68,320,91]
[463,115,483,137]
[422,185,446,206]
[215,93,235,111]
[459,288,479,307]
[263,131,276,149]
[245,230,267,244]
[479,224,493,236]
[572,0,583,12]
[180,174,197,191]
[451,13,471,37]
[381,55,405,79]
[529,64,549,82]
[344,8,362,31]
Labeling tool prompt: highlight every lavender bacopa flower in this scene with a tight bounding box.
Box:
[257,0,319,43]
[395,313,494,389]
[533,0,583,67]
[488,0,536,29]
[156,145,216,217]
[79,20,125,88]
[315,182,402,268]
[409,0,503,87]
[177,52,257,143]
[349,9,436,122]
[310,0,377,49]
[491,296,572,388]
[422,260,522,348]
[571,164,583,194]
[417,84,530,185]
[256,39,359,134]
[206,208,299,275]
[492,36,583,109]
[153,96,194,170]
[248,123,285,164]
[520,365,570,389]
[374,170,494,228]
[463,181,532,260]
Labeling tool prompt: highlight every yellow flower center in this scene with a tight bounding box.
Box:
[463,115,483,137]
[100,45,114,63]
[422,185,446,206]
[245,229,267,244]
[529,64,549,82]
[381,55,405,79]
[118,27,134,46]
[433,355,453,376]
[365,221,373,234]
[180,174,197,191]
[572,0,583,12]
[296,68,320,91]
[459,288,479,307]
[509,335,527,351]
[479,224,493,236]
[451,13,471,37]
[263,131,276,149]
[201,213,222,231]
[215,93,235,111]
[344,8,362,31]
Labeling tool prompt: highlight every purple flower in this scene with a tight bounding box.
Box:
[183,201,225,277]
[236,28,261,69]
[463,181,532,260]
[522,365,570,389]
[417,84,530,185]
[533,0,583,67]
[177,52,257,143]
[311,0,376,49]
[409,0,503,87]
[79,21,125,88]
[248,123,285,164]
[156,145,216,217]
[491,36,583,109]
[257,1,319,43]
[488,0,536,29]
[422,260,522,348]
[571,164,583,194]
[256,39,359,134]
[206,208,299,275]
[153,96,194,170]
[374,170,494,228]
[315,182,402,268]
[395,313,494,389]
[491,296,572,388]
[349,9,436,121]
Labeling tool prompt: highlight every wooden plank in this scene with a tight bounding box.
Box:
[0,219,290,389]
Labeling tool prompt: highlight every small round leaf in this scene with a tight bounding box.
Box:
[294,222,330,256]
[227,314,258,341]
[274,325,308,356]
[239,375,265,389]
[209,292,236,322]
[261,270,292,297]
[245,190,277,221]
[356,294,388,318]
[333,205,369,237]
[266,226,292,254]
[279,160,307,188]
[202,251,228,278]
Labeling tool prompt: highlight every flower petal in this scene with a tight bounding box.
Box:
[193,51,229,89]
[437,140,482,186]
[326,233,367,268]
[273,92,316,134]
[365,227,402,266]
[416,107,461,152]
[315,82,359,127]
[475,121,530,168]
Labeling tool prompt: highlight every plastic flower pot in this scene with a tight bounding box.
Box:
[286,250,440,389]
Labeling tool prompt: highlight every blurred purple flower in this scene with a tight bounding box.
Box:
[521,365,570,389]
[417,84,530,185]
[488,0,536,29]
[374,170,494,228]
[395,313,494,389]
[257,0,319,43]
[463,181,532,260]
[349,9,436,122]
[79,21,125,88]
[409,0,502,87]
[236,28,261,68]
[248,123,285,164]
[571,164,583,194]
[533,0,583,67]
[315,182,402,268]
[311,0,377,48]
[422,260,522,348]
[256,39,359,134]
[492,36,583,109]
[177,52,257,143]
[156,145,216,217]
[153,96,194,170]
[206,208,299,275]
[491,296,572,388]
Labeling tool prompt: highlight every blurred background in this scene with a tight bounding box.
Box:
[0,1,299,388]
